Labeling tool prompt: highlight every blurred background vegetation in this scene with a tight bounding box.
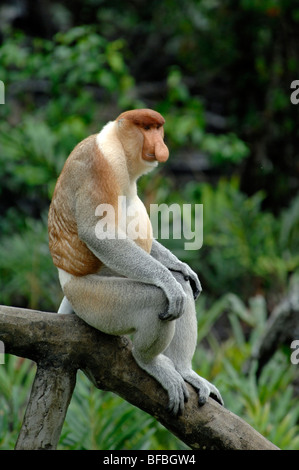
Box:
[0,0,299,450]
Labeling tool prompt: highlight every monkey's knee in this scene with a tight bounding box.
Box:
[133,316,176,362]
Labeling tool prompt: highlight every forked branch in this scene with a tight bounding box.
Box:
[0,305,278,450]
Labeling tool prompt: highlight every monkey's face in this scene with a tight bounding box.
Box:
[139,125,169,165]
[116,109,169,177]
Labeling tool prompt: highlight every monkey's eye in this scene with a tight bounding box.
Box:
[143,125,150,130]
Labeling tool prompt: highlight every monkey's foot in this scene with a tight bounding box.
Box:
[133,352,189,415]
[180,370,224,407]
[165,374,190,416]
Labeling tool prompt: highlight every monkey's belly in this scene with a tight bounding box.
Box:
[122,195,153,254]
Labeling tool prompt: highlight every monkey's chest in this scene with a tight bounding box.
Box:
[119,195,153,253]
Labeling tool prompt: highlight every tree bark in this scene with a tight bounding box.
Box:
[15,365,76,450]
[249,277,299,375]
[0,305,279,450]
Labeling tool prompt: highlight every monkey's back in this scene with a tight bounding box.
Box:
[48,135,103,276]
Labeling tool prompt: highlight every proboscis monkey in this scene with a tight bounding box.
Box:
[48,108,223,414]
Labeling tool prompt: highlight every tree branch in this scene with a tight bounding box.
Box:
[15,365,76,450]
[0,305,278,450]
[249,276,299,375]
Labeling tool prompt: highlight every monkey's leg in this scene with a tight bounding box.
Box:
[62,273,189,415]
[164,272,224,406]
[132,315,189,416]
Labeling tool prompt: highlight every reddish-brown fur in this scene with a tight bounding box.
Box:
[117,109,165,128]
[48,135,119,276]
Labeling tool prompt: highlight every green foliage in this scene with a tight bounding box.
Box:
[0,26,139,119]
[0,356,36,449]
[59,371,185,451]
[60,372,154,450]
[280,193,299,256]
[158,68,249,166]
[0,119,67,203]
[194,293,299,450]
[160,177,299,300]
[222,351,299,450]
[0,218,60,310]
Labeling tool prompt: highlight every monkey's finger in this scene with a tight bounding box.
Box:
[159,311,176,321]
[178,382,189,415]
[210,391,224,406]
[159,307,184,321]
[197,382,210,407]
[188,277,202,300]
[208,385,224,406]
[159,296,185,321]
[183,383,190,402]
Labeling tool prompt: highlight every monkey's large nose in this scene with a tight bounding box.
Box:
[155,140,169,162]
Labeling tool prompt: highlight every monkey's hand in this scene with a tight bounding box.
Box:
[170,262,202,301]
[158,281,187,322]
[150,240,202,300]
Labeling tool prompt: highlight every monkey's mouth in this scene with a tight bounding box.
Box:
[143,153,158,167]
[143,153,156,162]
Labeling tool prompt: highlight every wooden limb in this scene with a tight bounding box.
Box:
[15,365,76,450]
[0,305,279,450]
[249,276,299,375]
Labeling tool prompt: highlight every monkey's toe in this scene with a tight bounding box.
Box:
[198,382,224,407]
[167,380,189,416]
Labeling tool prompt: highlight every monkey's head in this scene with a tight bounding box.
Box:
[116,109,169,177]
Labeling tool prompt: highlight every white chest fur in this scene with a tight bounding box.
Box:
[118,194,152,243]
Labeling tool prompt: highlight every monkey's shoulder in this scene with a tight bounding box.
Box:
[67,134,98,165]
[59,134,102,182]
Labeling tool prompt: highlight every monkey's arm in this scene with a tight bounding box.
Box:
[75,197,187,321]
[150,239,202,300]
